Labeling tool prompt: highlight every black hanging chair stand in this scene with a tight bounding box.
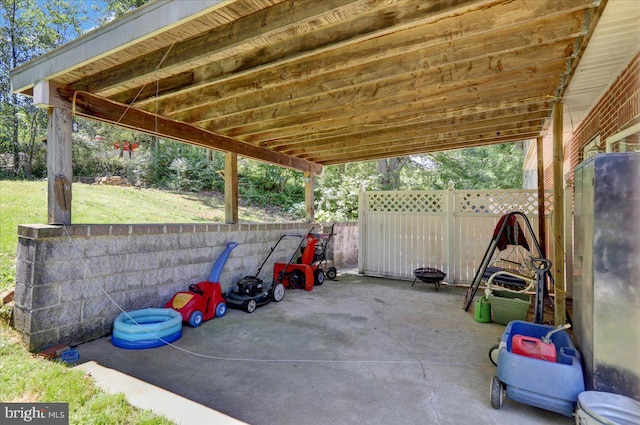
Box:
[462,212,551,324]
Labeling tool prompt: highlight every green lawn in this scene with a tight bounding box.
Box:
[0,179,291,424]
[0,180,290,292]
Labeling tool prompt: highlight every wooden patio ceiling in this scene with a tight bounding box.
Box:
[11,0,605,174]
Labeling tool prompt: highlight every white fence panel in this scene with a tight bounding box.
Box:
[359,190,449,280]
[359,189,553,284]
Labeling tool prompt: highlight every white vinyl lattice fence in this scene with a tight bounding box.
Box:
[358,189,553,284]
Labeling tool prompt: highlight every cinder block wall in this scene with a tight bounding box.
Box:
[330,222,358,267]
[13,221,358,351]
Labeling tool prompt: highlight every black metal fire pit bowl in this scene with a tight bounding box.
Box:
[412,267,447,292]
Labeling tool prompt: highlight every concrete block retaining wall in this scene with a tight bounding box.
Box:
[13,221,357,351]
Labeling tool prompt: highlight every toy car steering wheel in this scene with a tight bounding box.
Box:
[189,283,204,295]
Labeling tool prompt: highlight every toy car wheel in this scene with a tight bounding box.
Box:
[490,376,504,409]
[314,269,325,285]
[215,302,227,318]
[290,270,305,289]
[272,282,285,302]
[188,310,203,327]
[489,343,500,366]
[326,267,337,280]
[245,300,257,313]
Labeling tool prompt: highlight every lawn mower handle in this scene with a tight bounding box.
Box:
[254,233,305,278]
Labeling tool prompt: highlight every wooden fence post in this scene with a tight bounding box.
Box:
[445,181,456,281]
[358,187,366,273]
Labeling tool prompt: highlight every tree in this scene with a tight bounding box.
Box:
[97,0,150,24]
[314,143,524,221]
[0,0,88,177]
[315,161,379,221]
[417,143,524,190]
[377,157,410,190]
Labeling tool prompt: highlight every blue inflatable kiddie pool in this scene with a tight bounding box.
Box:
[112,308,182,349]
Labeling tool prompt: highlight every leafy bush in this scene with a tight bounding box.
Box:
[315,162,379,221]
[239,162,304,211]
[134,141,225,192]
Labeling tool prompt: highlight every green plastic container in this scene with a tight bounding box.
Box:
[488,294,530,325]
[491,289,531,302]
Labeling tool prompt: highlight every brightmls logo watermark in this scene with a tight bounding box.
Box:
[1,403,68,424]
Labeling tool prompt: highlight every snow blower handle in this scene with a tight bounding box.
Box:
[541,323,571,344]
[254,233,305,278]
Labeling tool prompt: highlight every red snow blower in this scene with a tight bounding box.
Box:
[273,225,336,291]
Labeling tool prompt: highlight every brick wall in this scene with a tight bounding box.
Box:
[13,221,358,351]
[565,52,640,180]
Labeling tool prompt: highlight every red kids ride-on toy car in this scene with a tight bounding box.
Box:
[166,241,237,327]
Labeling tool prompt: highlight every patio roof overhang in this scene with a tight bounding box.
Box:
[10,0,607,174]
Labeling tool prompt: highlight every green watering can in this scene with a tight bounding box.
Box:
[474,296,491,323]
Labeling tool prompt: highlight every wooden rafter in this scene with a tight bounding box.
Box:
[11,0,605,167]
[78,0,481,97]
[143,3,586,118]
[66,90,322,174]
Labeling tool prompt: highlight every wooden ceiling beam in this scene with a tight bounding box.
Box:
[248,98,551,146]
[311,131,541,164]
[290,121,543,158]
[206,75,558,142]
[29,0,599,167]
[262,105,548,148]
[319,135,538,164]
[79,0,480,97]
[73,0,363,94]
[132,2,584,113]
[111,72,194,106]
[277,111,549,156]
[193,53,566,136]
[64,90,322,174]
[232,65,559,146]
[166,37,573,126]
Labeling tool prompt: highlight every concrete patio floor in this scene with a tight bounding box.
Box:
[76,271,574,425]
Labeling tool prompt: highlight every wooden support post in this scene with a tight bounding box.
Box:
[47,107,73,225]
[224,152,238,224]
[564,177,574,299]
[305,172,314,223]
[536,136,547,258]
[552,102,566,326]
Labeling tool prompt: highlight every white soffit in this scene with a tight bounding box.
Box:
[541,0,640,168]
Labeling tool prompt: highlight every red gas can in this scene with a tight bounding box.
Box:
[512,334,557,362]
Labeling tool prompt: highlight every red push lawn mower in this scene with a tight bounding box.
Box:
[166,241,237,327]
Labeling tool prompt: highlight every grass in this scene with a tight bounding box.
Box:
[0,326,174,424]
[0,180,292,293]
[0,179,294,424]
